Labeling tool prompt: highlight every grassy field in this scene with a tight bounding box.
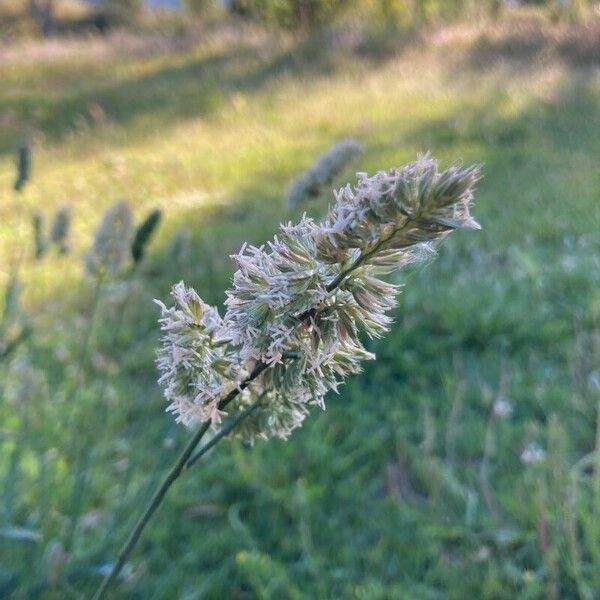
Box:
[1,17,600,599]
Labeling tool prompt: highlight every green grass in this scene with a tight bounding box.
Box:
[1,19,599,598]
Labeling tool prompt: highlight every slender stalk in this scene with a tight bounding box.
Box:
[1,404,29,522]
[0,259,27,362]
[0,326,31,360]
[297,218,414,322]
[92,364,267,599]
[479,407,500,523]
[185,397,263,470]
[91,421,211,600]
[63,274,105,553]
[65,279,135,553]
[67,274,105,399]
[325,232,391,293]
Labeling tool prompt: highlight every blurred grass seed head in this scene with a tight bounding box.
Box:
[285,138,364,208]
[85,200,133,277]
[50,205,72,255]
[131,209,163,265]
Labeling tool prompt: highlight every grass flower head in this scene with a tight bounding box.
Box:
[50,205,71,254]
[85,200,133,277]
[157,155,481,442]
[285,138,364,208]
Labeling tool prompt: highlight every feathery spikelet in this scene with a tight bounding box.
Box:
[131,209,162,265]
[157,155,481,442]
[14,143,31,192]
[85,200,133,277]
[32,210,46,260]
[50,205,71,255]
[285,138,364,208]
[155,282,244,426]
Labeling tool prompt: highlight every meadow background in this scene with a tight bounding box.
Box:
[1,1,599,597]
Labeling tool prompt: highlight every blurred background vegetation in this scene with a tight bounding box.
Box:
[0,0,599,597]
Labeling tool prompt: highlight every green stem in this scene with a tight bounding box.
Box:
[91,421,211,600]
[185,398,263,470]
[1,406,29,522]
[325,235,389,293]
[67,274,105,400]
[297,220,412,323]
[65,282,133,553]
[0,327,31,361]
[92,364,267,599]
[326,215,419,292]
[63,274,105,553]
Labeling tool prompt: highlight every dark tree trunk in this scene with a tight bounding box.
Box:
[29,0,55,37]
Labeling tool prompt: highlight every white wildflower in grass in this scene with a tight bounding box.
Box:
[96,154,482,598]
[492,397,513,419]
[50,205,71,255]
[157,155,481,442]
[521,442,546,465]
[285,138,364,208]
[85,200,133,277]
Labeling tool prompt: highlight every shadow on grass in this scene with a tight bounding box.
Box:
[464,23,600,72]
[5,21,600,159]
[2,22,598,158]
[0,26,415,157]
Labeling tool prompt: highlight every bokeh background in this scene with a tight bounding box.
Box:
[1,0,599,597]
